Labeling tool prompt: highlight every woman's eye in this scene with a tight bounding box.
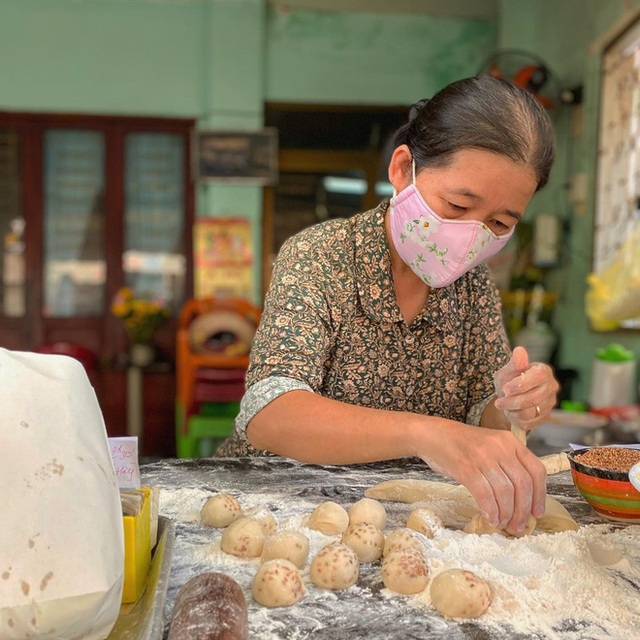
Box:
[448,202,467,212]
[490,219,511,233]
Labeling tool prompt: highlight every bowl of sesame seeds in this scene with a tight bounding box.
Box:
[568,446,640,522]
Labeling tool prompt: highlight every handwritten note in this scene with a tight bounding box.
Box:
[108,437,141,489]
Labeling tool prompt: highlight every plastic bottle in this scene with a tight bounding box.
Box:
[513,284,556,363]
[589,343,637,408]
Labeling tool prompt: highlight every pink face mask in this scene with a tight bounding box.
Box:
[389,166,515,288]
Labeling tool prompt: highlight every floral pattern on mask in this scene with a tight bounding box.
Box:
[390,185,514,288]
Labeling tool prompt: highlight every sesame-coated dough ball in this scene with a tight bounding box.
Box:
[383,528,424,557]
[430,569,492,619]
[220,516,265,558]
[381,548,429,595]
[341,522,385,563]
[348,497,387,530]
[310,541,359,590]
[244,506,278,536]
[252,560,306,607]
[200,493,242,528]
[308,501,350,535]
[262,530,310,568]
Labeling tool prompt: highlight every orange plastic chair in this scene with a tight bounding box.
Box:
[175,297,261,457]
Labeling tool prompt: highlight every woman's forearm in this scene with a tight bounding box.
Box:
[246,390,439,464]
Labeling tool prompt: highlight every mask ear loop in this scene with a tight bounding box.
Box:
[392,155,417,199]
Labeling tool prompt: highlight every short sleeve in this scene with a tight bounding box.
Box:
[246,231,335,391]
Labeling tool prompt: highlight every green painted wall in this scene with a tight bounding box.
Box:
[499,0,640,402]
[265,8,496,104]
[0,0,203,115]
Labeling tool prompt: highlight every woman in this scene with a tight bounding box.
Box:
[218,76,559,536]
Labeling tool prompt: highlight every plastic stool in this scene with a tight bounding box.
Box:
[175,400,239,458]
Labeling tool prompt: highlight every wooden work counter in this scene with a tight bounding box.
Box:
[140,457,640,639]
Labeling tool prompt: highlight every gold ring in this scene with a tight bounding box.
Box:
[535,405,541,418]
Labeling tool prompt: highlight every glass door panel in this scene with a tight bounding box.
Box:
[43,129,106,317]
[124,133,186,313]
[0,128,25,317]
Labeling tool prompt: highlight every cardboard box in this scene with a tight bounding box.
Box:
[121,487,151,604]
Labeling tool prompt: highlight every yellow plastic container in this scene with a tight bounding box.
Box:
[121,487,152,604]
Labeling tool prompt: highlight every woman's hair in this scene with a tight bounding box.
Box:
[394,75,555,191]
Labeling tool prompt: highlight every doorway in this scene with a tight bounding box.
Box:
[262,103,407,293]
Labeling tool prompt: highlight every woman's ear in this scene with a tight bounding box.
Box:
[388,144,413,193]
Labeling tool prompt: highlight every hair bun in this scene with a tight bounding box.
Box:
[409,99,429,121]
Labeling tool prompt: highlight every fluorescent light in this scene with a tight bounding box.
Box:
[322,177,393,197]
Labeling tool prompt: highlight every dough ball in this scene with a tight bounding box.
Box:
[430,569,492,619]
[341,522,385,564]
[308,501,349,535]
[309,541,359,590]
[348,497,387,530]
[262,530,310,568]
[381,549,429,595]
[464,513,537,538]
[244,506,278,536]
[383,528,424,557]
[220,516,265,558]
[406,507,443,539]
[200,493,242,528]
[251,559,306,607]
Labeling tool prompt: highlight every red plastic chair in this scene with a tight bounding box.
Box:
[36,342,97,374]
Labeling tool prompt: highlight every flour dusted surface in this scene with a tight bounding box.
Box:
[144,458,640,640]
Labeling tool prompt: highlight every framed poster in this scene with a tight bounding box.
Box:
[194,217,254,299]
[194,128,278,185]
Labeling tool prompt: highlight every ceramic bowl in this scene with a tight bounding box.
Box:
[568,448,640,522]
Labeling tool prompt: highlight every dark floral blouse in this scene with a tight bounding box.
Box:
[216,200,510,458]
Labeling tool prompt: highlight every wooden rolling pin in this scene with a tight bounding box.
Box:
[167,572,248,640]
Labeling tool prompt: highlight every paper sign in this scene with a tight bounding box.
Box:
[108,436,141,489]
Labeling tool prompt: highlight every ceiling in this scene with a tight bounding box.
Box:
[266,0,498,20]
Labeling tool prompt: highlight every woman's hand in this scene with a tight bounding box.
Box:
[493,346,559,431]
[415,421,547,535]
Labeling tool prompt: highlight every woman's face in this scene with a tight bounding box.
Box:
[391,146,539,236]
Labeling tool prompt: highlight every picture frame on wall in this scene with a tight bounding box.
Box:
[194,128,278,185]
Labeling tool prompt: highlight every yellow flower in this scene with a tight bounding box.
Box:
[110,287,171,344]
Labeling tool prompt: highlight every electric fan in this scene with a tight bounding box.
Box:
[477,49,581,114]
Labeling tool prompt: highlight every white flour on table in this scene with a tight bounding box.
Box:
[159,486,640,640]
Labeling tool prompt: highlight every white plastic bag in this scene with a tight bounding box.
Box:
[0,349,124,639]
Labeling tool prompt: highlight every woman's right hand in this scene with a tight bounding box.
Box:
[414,420,547,535]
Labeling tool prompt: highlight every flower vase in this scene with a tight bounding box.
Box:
[129,343,154,368]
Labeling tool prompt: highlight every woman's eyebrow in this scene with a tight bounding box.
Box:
[448,188,481,200]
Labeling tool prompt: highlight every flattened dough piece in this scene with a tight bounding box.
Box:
[464,513,537,538]
[365,479,578,534]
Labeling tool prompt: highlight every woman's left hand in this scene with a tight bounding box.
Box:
[493,346,559,431]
